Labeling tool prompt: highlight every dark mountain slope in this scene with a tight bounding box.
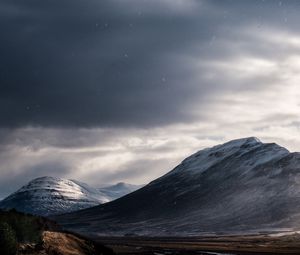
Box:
[55,137,300,236]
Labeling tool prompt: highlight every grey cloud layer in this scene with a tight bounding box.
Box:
[1,0,300,198]
[1,0,298,127]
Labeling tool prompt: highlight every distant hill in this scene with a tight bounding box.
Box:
[0,176,142,216]
[98,182,144,201]
[55,137,300,236]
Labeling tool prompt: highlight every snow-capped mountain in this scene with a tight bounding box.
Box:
[99,182,144,201]
[55,137,300,236]
[0,176,141,216]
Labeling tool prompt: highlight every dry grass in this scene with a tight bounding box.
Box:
[43,231,95,255]
[18,231,114,255]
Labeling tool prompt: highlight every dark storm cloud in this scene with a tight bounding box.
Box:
[2,0,300,198]
[1,0,299,128]
[0,0,201,127]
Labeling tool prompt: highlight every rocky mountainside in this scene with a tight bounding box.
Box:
[0,177,141,216]
[55,137,300,236]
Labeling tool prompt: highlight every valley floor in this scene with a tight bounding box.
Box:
[94,234,300,255]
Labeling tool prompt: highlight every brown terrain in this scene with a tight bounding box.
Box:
[0,210,115,255]
[19,231,115,255]
[3,210,300,254]
[94,233,300,255]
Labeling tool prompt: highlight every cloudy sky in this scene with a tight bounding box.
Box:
[1,0,300,198]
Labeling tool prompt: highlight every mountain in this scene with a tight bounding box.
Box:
[0,176,141,216]
[99,182,144,201]
[55,137,300,236]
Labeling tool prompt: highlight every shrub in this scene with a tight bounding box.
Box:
[0,210,42,243]
[0,221,17,255]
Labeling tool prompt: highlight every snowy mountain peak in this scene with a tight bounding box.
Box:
[18,176,80,193]
[164,137,288,177]
[0,177,142,216]
[204,137,263,156]
[221,136,261,148]
[0,176,110,216]
[99,182,144,200]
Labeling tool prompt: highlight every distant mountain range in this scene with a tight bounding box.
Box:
[0,176,142,216]
[55,137,300,236]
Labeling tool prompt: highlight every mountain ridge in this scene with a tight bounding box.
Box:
[54,137,300,236]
